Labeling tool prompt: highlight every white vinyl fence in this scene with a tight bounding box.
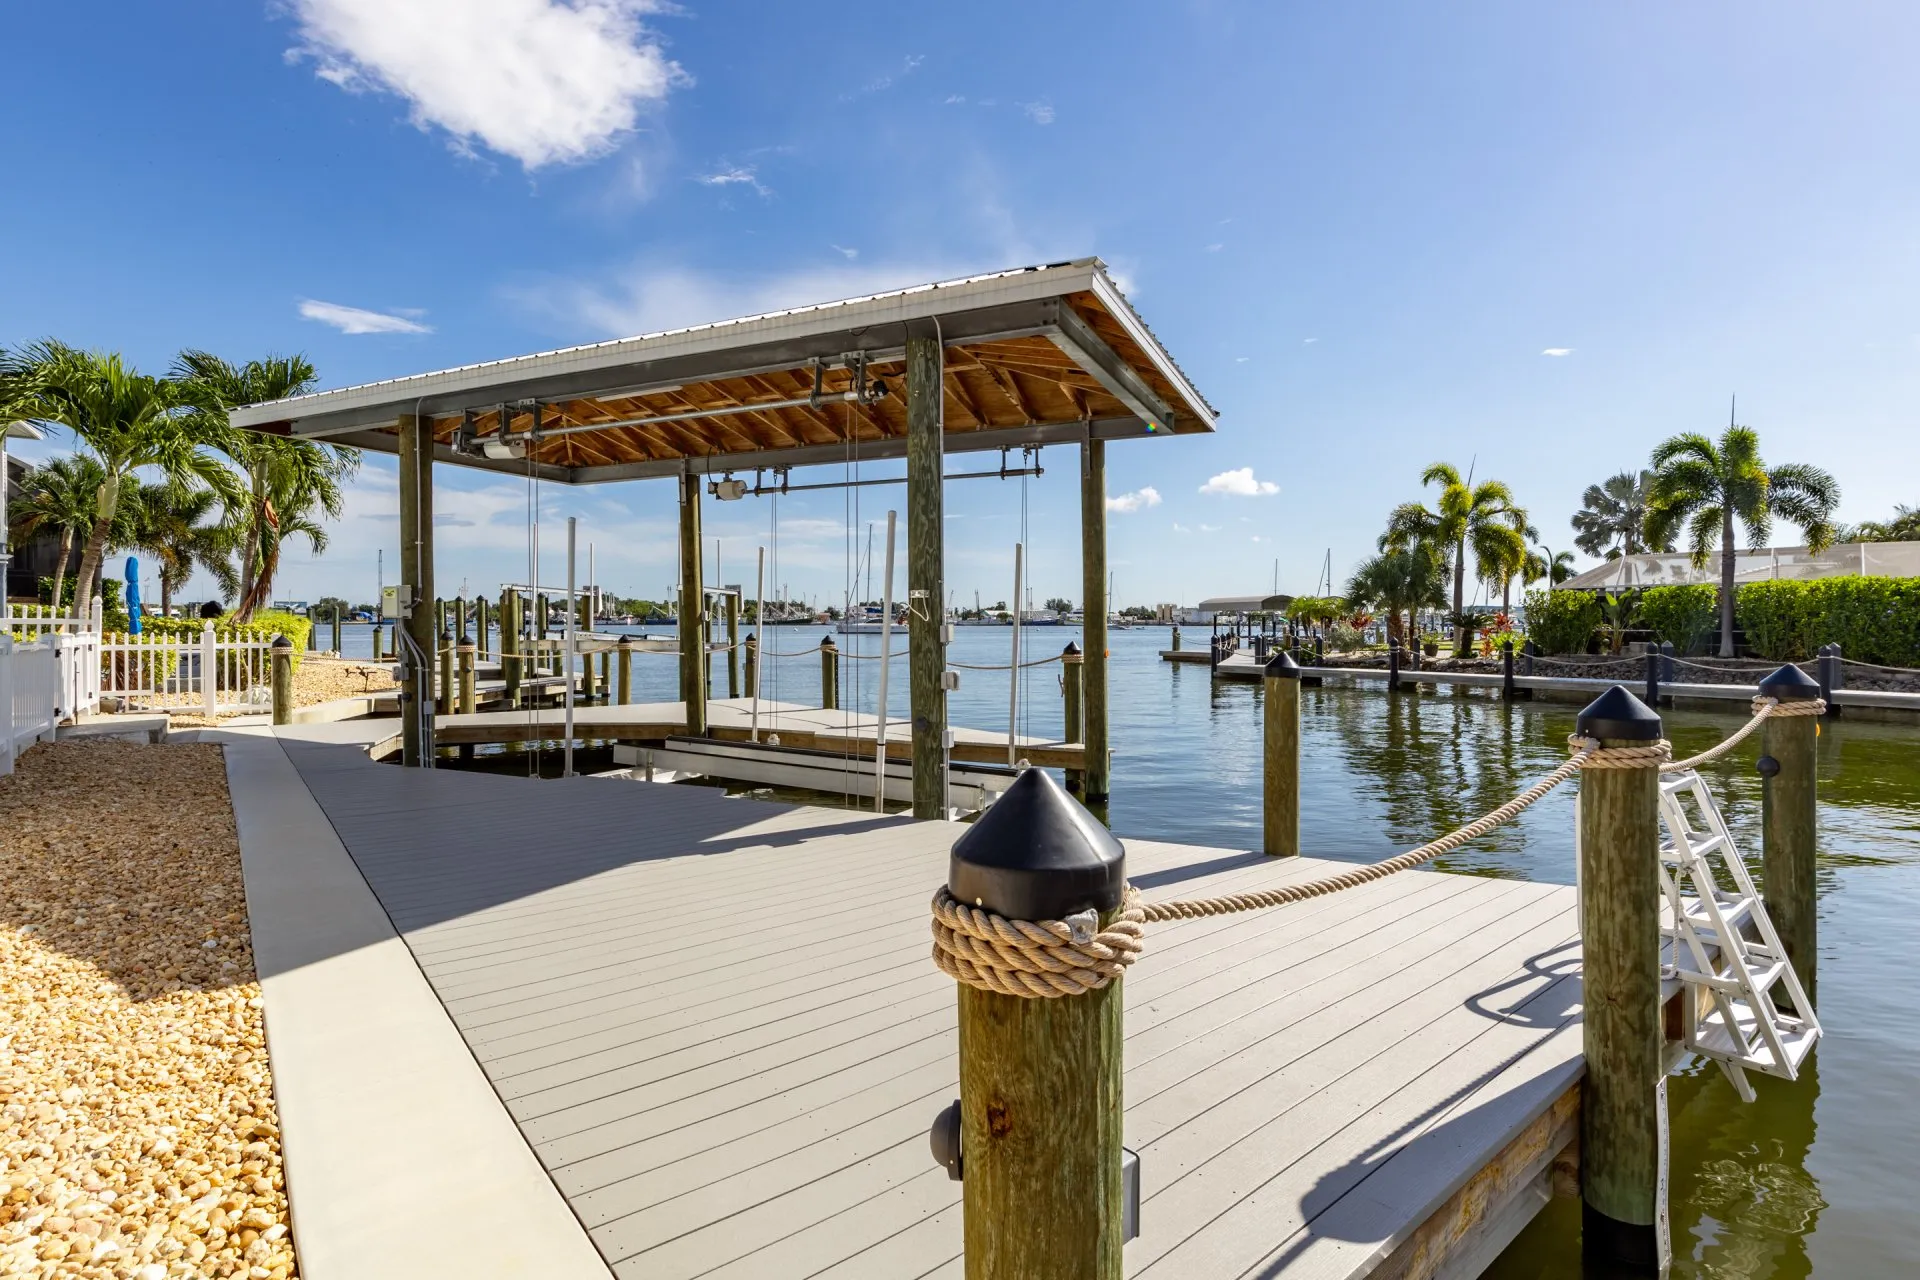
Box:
[98,625,276,715]
[2,602,100,638]
[2,635,61,775]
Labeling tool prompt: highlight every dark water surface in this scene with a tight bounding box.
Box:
[337,622,1919,1277]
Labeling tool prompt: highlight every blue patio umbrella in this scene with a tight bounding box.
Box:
[125,555,143,634]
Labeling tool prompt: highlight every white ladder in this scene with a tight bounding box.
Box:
[1657,770,1821,1102]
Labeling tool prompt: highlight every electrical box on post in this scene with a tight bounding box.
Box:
[941,670,961,691]
[382,584,412,620]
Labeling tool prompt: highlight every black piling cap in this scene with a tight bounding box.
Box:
[1758,663,1822,701]
[1575,685,1663,741]
[1264,649,1301,679]
[949,768,1125,921]
[270,634,292,651]
[1063,640,1081,657]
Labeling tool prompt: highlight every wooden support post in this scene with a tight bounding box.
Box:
[1759,664,1821,1006]
[330,609,342,655]
[744,633,758,703]
[535,593,549,675]
[269,636,293,726]
[1263,650,1300,856]
[1818,643,1842,717]
[1645,648,1660,709]
[616,636,632,706]
[1574,686,1668,1271]
[1081,438,1111,802]
[501,591,521,708]
[438,625,454,717]
[1503,638,1516,700]
[678,471,707,736]
[372,624,382,663]
[948,770,1126,1279]
[1062,641,1084,793]
[1388,636,1402,690]
[457,639,476,715]
[1171,625,1181,652]
[905,326,947,820]
[726,592,741,698]
[397,412,434,767]
[580,629,598,702]
[1659,641,1674,689]
[1524,639,1536,677]
[599,650,610,701]
[820,637,839,710]
[475,597,488,662]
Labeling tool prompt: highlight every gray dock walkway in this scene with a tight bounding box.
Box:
[247,725,1587,1278]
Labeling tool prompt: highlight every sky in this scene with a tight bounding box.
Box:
[4,1,1918,611]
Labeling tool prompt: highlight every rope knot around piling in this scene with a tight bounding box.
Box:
[931,886,1146,998]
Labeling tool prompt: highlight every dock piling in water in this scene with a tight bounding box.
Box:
[457,638,476,716]
[1263,650,1301,856]
[820,637,839,710]
[1062,641,1084,793]
[1760,663,1822,1005]
[616,636,632,706]
[1574,685,1668,1271]
[1503,638,1516,700]
[949,770,1126,1279]
[1388,637,1402,690]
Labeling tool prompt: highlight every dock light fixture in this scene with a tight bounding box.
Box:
[710,476,748,501]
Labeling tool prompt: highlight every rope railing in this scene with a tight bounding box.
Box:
[931,694,1815,998]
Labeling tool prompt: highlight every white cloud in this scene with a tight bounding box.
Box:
[1199,467,1279,497]
[1172,522,1191,533]
[841,53,923,101]
[830,244,859,260]
[298,299,433,335]
[1021,100,1055,125]
[1205,242,1223,253]
[1541,347,1573,356]
[1198,523,1221,533]
[1303,337,1319,344]
[285,0,687,169]
[943,94,966,105]
[1235,356,1249,363]
[512,258,1003,337]
[696,164,770,196]
[1106,486,1161,514]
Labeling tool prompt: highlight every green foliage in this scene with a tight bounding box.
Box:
[1735,576,1920,666]
[1639,585,1719,655]
[1524,588,1602,655]
[140,608,313,661]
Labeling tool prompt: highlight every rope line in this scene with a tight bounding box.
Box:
[930,696,1816,998]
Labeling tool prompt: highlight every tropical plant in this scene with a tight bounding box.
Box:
[1043,596,1074,615]
[2,343,236,617]
[1639,584,1719,656]
[1599,589,1639,655]
[1345,544,1448,651]
[1523,588,1602,655]
[315,595,351,620]
[1571,469,1671,559]
[1525,546,1577,588]
[1383,463,1528,656]
[1285,596,1344,628]
[1851,504,1920,543]
[173,351,356,621]
[6,453,103,613]
[119,478,240,617]
[1645,424,1841,656]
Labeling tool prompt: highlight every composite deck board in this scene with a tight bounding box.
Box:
[278,734,1586,1279]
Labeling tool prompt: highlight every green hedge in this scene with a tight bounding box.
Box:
[1524,589,1601,655]
[1639,585,1720,656]
[1737,576,1920,666]
[135,610,314,670]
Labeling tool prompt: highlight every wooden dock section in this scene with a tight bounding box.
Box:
[264,727,1587,1279]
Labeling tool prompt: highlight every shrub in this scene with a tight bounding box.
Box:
[1640,585,1719,655]
[1324,621,1366,652]
[1524,589,1601,655]
[1806,576,1920,667]
[138,609,313,670]
[1736,580,1819,660]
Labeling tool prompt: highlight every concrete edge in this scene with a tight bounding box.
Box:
[215,728,612,1280]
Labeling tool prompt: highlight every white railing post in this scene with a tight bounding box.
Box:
[202,623,218,717]
[1,634,14,777]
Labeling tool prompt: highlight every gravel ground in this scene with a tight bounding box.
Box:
[0,742,297,1280]
[286,657,394,709]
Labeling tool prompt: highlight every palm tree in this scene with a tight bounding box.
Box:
[1853,504,1920,543]
[3,343,236,618]
[1645,424,1840,656]
[1383,463,1527,656]
[7,453,102,612]
[1345,543,1447,653]
[120,479,239,616]
[173,351,355,621]
[1571,470,1671,559]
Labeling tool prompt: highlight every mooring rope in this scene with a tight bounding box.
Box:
[929,696,1818,997]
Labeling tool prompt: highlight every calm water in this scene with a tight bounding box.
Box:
[334,621,1920,1276]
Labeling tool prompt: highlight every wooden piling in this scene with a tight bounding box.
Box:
[1817,643,1842,717]
[616,637,632,706]
[1388,637,1402,691]
[1062,641,1084,793]
[501,590,522,708]
[270,636,293,726]
[330,609,342,655]
[1263,650,1300,857]
[744,633,758,702]
[1502,638,1516,700]
[1644,648,1660,709]
[535,594,549,675]
[457,639,476,715]
[372,624,382,663]
[1759,664,1821,1005]
[475,596,488,662]
[1171,625,1181,652]
[438,626,454,716]
[678,471,707,736]
[397,412,434,767]
[949,770,1125,1280]
[1575,686,1668,1270]
[1081,438,1111,801]
[820,637,839,710]
[905,326,947,821]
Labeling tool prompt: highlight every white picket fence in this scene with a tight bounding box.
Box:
[2,603,100,638]
[2,635,61,775]
[98,625,276,715]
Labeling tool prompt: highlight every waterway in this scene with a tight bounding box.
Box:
[329,621,1919,1277]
